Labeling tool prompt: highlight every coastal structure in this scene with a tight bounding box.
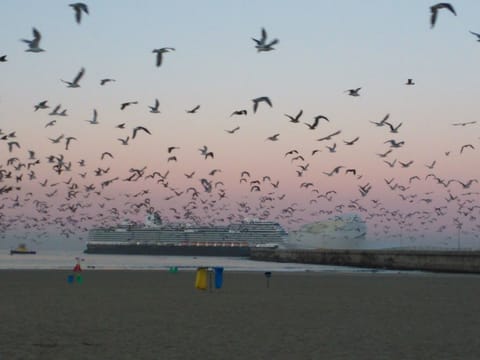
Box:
[85,212,288,256]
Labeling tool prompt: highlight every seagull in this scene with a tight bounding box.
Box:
[61,67,85,88]
[252,28,279,52]
[34,100,49,111]
[345,88,361,96]
[305,115,329,130]
[45,120,56,128]
[343,137,360,146]
[230,110,247,117]
[0,55,7,62]
[266,133,280,141]
[385,121,402,133]
[186,105,200,114]
[370,113,390,127]
[252,96,272,113]
[430,3,456,28]
[21,28,44,52]
[317,130,341,141]
[149,99,160,113]
[86,109,98,124]
[65,136,77,150]
[121,101,138,110]
[69,3,89,24]
[100,78,115,86]
[460,144,474,154]
[406,79,415,85]
[384,139,405,148]
[132,126,151,139]
[284,110,303,123]
[225,126,240,134]
[152,47,175,67]
[452,121,476,126]
[118,136,129,145]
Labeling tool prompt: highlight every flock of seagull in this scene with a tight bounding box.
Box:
[0,2,479,249]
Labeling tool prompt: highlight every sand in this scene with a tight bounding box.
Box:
[1,270,480,360]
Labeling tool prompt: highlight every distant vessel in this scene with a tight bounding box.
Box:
[286,214,367,250]
[10,243,37,255]
[85,212,288,256]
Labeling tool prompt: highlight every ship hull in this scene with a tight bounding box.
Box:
[10,250,36,255]
[84,243,251,257]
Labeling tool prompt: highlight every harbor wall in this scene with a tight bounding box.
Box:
[250,248,480,273]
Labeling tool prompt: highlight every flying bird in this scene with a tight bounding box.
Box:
[225,126,240,134]
[149,99,160,113]
[132,126,151,139]
[230,110,247,117]
[21,28,44,52]
[252,96,272,113]
[186,105,200,114]
[452,121,476,126]
[266,133,280,141]
[34,100,49,111]
[345,88,361,96]
[100,78,115,86]
[306,115,328,129]
[0,55,7,62]
[317,130,341,141]
[69,3,89,24]
[61,67,85,88]
[284,110,303,123]
[252,28,279,52]
[121,101,138,110]
[152,47,175,67]
[86,109,98,124]
[430,3,456,28]
[406,79,415,85]
[343,137,360,146]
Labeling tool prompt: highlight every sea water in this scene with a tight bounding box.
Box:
[0,249,391,273]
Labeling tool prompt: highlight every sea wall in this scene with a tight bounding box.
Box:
[250,248,480,273]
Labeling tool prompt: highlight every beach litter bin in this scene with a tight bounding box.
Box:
[214,267,224,289]
[195,267,208,290]
[264,271,272,288]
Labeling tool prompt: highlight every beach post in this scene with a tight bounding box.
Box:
[195,267,208,290]
[264,271,272,288]
[214,267,224,289]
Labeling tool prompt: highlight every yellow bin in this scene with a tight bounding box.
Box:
[195,267,208,290]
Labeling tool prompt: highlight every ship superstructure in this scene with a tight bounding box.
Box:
[85,213,288,256]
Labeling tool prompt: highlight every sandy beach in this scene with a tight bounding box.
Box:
[1,270,480,360]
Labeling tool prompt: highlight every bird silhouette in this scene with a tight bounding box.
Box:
[430,3,456,28]
[69,3,89,24]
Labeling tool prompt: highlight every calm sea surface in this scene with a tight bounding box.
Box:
[0,249,395,273]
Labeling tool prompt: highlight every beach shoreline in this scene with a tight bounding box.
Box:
[2,270,480,359]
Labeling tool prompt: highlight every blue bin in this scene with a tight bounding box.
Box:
[214,267,224,289]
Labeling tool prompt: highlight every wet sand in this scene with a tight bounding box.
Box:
[1,270,480,360]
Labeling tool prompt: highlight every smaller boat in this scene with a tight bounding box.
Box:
[10,243,36,255]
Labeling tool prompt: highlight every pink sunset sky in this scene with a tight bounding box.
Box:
[1,1,479,249]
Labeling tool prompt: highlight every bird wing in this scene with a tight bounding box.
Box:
[156,52,163,67]
[73,68,85,84]
[430,10,437,28]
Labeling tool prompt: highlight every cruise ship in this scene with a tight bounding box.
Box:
[85,212,288,256]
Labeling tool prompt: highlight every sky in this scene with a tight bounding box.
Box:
[1,1,479,250]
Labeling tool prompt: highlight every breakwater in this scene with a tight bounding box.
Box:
[250,248,480,273]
